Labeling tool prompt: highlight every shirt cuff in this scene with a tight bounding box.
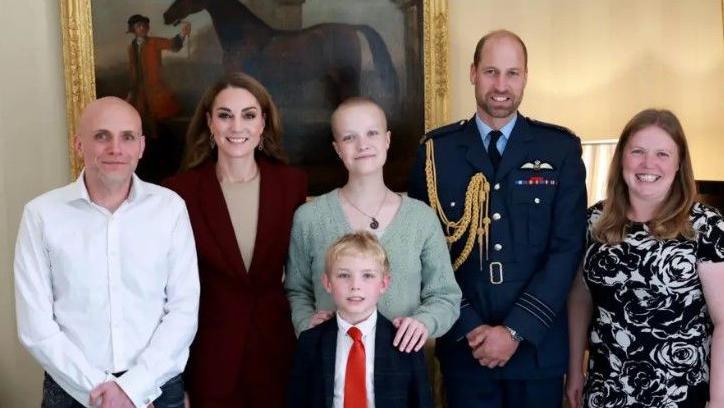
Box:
[55,370,111,408]
[113,367,162,408]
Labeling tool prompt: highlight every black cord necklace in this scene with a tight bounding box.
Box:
[340,189,388,230]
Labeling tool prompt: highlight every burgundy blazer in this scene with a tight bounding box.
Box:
[164,158,307,407]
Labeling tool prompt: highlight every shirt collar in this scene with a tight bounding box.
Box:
[66,170,148,204]
[127,173,146,202]
[336,309,378,339]
[475,112,518,142]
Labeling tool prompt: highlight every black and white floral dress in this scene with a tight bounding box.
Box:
[582,202,724,408]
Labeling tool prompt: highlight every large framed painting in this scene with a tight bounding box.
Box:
[60,0,449,194]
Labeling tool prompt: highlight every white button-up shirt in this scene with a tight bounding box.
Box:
[334,311,377,408]
[14,173,199,407]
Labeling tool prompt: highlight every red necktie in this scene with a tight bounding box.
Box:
[344,326,367,408]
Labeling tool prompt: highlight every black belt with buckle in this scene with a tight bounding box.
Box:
[489,262,503,284]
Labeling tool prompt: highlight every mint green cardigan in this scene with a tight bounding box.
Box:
[284,189,461,337]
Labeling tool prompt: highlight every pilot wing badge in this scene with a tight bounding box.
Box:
[520,160,554,171]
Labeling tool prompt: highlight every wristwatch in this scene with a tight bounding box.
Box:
[505,326,524,342]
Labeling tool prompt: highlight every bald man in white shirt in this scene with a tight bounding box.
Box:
[14,97,200,408]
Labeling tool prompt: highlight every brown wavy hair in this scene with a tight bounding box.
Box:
[592,109,696,243]
[181,72,287,170]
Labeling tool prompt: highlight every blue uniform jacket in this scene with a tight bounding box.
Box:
[408,114,587,379]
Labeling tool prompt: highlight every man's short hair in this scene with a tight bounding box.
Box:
[324,231,390,276]
[472,29,528,69]
[127,14,150,33]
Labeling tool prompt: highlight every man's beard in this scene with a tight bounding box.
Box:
[479,92,523,119]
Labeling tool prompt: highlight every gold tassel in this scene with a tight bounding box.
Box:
[425,140,490,271]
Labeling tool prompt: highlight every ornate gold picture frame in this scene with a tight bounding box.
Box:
[60,0,448,192]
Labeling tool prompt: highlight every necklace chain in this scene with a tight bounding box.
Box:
[340,188,388,230]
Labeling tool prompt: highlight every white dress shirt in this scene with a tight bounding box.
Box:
[14,172,200,407]
[334,311,377,408]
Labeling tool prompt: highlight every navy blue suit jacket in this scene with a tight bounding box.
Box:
[287,313,433,408]
[408,114,587,380]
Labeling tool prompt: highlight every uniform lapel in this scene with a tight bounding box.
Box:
[460,116,494,175]
[197,161,248,277]
[495,114,534,180]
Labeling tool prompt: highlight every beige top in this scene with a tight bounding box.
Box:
[220,173,260,272]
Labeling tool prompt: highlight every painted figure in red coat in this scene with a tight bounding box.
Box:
[164,73,307,407]
[126,14,190,126]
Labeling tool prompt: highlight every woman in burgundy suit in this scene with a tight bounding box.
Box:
[164,73,307,407]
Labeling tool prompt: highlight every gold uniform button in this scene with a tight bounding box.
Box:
[492,213,501,220]
[534,197,541,204]
[494,243,503,251]
[494,183,501,190]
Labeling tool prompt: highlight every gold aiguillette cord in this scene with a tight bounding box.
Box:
[424,139,490,271]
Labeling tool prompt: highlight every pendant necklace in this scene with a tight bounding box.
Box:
[341,188,388,230]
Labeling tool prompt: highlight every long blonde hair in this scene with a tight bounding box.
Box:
[592,109,696,243]
[181,72,287,170]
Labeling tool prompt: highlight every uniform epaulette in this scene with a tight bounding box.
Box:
[527,117,577,138]
[419,119,468,144]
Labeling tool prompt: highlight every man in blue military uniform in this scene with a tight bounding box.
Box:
[408,30,587,407]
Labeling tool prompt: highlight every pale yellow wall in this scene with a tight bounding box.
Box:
[0,1,70,406]
[449,0,724,181]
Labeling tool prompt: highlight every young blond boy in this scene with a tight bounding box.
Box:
[288,231,433,408]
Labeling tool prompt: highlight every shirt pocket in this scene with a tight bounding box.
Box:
[511,185,557,246]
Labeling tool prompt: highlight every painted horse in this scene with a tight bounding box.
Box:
[163,0,399,107]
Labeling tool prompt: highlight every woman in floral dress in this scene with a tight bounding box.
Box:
[566,109,724,408]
